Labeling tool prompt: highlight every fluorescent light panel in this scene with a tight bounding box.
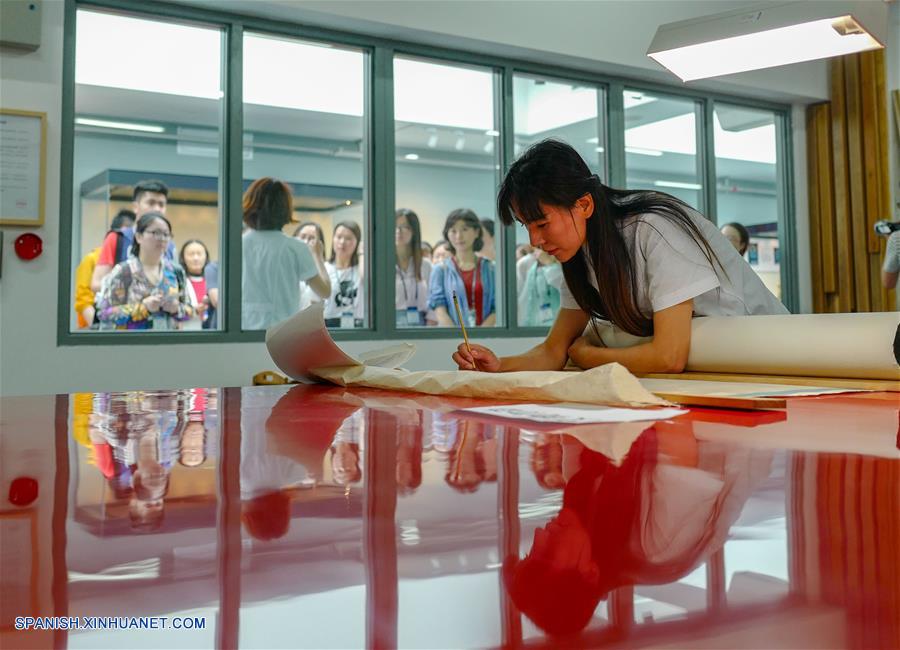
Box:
[626,146,663,157]
[648,4,884,82]
[654,180,702,190]
[75,117,165,133]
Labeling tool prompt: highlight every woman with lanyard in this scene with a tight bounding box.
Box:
[395,209,432,327]
[429,208,496,328]
[451,139,787,374]
[323,221,364,328]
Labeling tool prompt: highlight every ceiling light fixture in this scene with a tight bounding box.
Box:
[654,180,702,190]
[404,153,420,161]
[626,146,664,157]
[647,2,884,82]
[75,117,165,133]
[484,129,499,137]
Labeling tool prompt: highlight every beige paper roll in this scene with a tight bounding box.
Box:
[596,312,900,380]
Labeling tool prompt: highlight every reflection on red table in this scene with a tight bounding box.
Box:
[0,386,897,649]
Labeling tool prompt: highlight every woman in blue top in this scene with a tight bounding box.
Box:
[429,209,496,327]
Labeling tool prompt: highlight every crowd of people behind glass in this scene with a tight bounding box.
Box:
[74,176,571,332]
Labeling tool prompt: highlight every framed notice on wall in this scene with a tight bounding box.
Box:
[0,109,46,226]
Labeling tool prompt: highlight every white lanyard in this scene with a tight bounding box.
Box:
[396,262,419,306]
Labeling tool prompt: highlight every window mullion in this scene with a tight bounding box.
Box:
[223,21,244,339]
[371,46,396,338]
[607,82,626,188]
[500,65,516,331]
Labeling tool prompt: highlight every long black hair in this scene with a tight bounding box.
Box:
[498,139,723,337]
[396,208,424,282]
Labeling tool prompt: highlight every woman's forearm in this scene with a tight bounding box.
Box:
[573,340,687,374]
[499,342,567,372]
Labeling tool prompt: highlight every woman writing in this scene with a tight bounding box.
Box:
[429,208,496,327]
[453,140,786,374]
[96,212,193,330]
[395,208,432,327]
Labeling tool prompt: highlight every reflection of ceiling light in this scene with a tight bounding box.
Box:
[454,134,465,151]
[484,129,499,137]
[404,153,419,160]
[585,136,599,144]
[626,146,663,157]
[595,146,605,153]
[654,180,702,190]
[75,117,165,133]
[483,140,494,154]
[426,133,438,148]
[647,4,884,82]
[344,200,352,205]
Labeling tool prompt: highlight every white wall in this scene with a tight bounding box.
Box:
[3,0,894,397]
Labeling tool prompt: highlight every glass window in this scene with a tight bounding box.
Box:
[241,33,367,331]
[713,104,783,300]
[71,9,224,333]
[512,74,606,328]
[393,56,502,329]
[624,90,703,210]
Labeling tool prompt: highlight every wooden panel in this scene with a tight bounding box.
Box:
[816,104,838,296]
[859,52,882,256]
[806,105,825,312]
[844,54,871,311]
[873,50,891,236]
[830,59,855,312]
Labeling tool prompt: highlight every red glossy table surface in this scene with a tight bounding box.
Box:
[0,386,897,649]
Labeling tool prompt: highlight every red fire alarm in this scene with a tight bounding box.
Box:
[14,232,42,260]
[8,476,38,507]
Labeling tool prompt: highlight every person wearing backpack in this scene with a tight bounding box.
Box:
[95,212,193,330]
[91,179,172,292]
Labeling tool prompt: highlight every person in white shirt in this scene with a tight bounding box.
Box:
[323,221,364,328]
[395,209,433,327]
[881,230,900,297]
[452,140,787,375]
[241,178,330,330]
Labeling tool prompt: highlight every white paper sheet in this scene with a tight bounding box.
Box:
[265,303,415,381]
[458,402,687,424]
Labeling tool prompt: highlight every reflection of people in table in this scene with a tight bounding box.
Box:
[331,410,364,486]
[444,420,488,492]
[396,415,424,495]
[505,425,772,636]
[530,432,565,490]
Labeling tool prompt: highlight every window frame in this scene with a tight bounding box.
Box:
[58,0,797,347]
